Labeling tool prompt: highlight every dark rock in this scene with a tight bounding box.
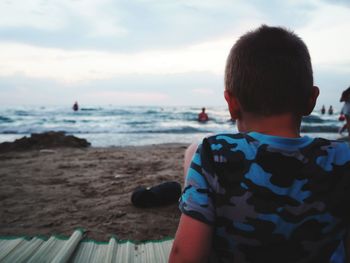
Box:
[0,131,91,152]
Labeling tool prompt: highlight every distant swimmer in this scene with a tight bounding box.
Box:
[73,101,79,111]
[328,105,333,115]
[321,105,325,115]
[198,107,209,122]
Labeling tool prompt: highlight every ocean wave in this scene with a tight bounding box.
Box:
[14,110,31,116]
[145,110,159,114]
[130,126,211,134]
[125,121,150,125]
[80,108,102,111]
[0,126,341,135]
[300,125,339,133]
[302,115,339,124]
[62,119,77,123]
[0,106,344,138]
[104,109,135,115]
[0,116,13,123]
[302,115,325,123]
[0,126,211,135]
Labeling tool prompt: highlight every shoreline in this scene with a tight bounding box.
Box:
[0,132,345,148]
[0,144,188,241]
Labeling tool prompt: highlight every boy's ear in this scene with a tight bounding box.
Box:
[224,90,241,120]
[303,86,319,116]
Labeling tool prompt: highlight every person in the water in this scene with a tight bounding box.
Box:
[198,107,209,122]
[72,101,79,111]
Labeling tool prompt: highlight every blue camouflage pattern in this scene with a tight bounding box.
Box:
[179,132,350,263]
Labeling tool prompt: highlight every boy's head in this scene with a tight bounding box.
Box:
[225,25,317,118]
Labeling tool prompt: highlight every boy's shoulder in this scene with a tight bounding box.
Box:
[199,133,350,191]
[203,132,256,147]
[202,132,350,158]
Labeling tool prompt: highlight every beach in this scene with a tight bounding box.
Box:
[0,144,186,241]
[0,105,347,243]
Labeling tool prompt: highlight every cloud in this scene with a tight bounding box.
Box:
[0,0,264,51]
[0,37,234,82]
[297,1,350,68]
[320,0,350,8]
[191,88,215,96]
[0,0,347,54]
[0,72,224,106]
[0,0,349,107]
[0,0,126,35]
[0,0,65,30]
[82,91,169,105]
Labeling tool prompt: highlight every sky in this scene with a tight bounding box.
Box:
[0,0,349,109]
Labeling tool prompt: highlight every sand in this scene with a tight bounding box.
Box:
[0,144,188,241]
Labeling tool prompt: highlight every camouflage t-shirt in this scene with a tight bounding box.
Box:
[179,132,350,263]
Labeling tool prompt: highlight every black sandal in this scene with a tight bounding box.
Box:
[131,181,182,208]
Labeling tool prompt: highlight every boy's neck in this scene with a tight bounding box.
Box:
[237,112,302,138]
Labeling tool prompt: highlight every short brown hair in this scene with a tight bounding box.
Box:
[225,25,313,116]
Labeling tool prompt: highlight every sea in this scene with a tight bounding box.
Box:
[0,106,345,147]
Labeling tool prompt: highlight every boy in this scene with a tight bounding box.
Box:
[169,25,350,262]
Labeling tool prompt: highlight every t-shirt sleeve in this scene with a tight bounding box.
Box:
[179,140,215,225]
